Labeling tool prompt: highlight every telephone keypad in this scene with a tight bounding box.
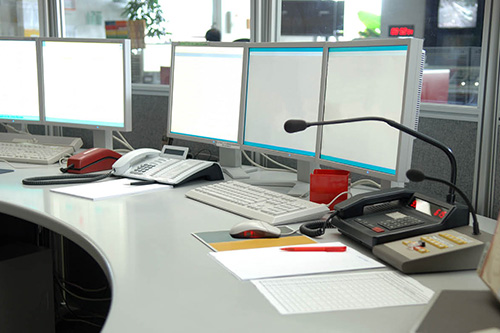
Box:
[131,163,155,175]
[354,218,377,229]
[354,216,425,232]
[378,217,424,230]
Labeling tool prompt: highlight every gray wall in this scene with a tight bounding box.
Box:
[380,0,426,39]
[60,94,169,151]
[406,118,477,208]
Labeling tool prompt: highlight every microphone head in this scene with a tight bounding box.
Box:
[406,169,426,182]
[284,119,308,133]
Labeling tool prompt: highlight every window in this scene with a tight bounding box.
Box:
[0,0,40,37]
[271,0,495,217]
[61,0,250,84]
[276,0,483,107]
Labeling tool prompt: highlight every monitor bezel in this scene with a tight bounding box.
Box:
[0,37,42,125]
[317,37,424,184]
[167,42,248,148]
[239,42,326,163]
[39,37,132,132]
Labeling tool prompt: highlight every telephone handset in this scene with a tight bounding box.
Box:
[112,147,223,186]
[331,188,469,248]
[112,148,160,175]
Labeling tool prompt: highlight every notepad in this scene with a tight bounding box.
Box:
[253,270,434,314]
[210,242,384,280]
[50,178,171,200]
[192,228,317,251]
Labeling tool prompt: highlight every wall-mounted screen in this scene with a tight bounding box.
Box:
[281,1,344,36]
[438,0,478,29]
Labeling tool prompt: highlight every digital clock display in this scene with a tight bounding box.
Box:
[389,25,415,37]
[408,197,449,219]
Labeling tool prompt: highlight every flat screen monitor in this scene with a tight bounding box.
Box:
[168,43,245,145]
[40,38,132,148]
[281,1,344,36]
[319,38,424,186]
[242,44,324,193]
[167,42,247,178]
[438,0,478,29]
[0,38,40,124]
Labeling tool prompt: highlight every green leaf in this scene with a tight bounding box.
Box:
[358,11,381,30]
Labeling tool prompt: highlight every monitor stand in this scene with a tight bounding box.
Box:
[286,160,318,197]
[248,159,318,197]
[380,179,404,189]
[93,129,114,150]
[218,146,252,179]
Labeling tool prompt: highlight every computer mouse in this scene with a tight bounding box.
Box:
[229,220,281,239]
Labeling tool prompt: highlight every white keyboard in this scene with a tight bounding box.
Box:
[0,142,75,164]
[186,181,330,225]
[0,133,83,165]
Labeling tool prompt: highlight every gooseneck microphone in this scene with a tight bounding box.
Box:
[406,168,480,235]
[284,117,458,204]
[284,119,308,133]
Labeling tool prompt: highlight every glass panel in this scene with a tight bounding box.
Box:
[274,0,486,210]
[277,0,484,106]
[63,0,126,38]
[279,0,382,42]
[62,0,247,84]
[0,0,40,37]
[220,1,251,42]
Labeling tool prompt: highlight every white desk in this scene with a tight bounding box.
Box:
[0,165,496,333]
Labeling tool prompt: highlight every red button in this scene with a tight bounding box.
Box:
[372,227,385,233]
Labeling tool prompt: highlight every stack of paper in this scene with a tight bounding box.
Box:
[50,178,171,200]
[209,242,384,280]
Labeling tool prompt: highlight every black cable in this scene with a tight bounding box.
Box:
[60,156,120,174]
[54,276,105,329]
[60,164,75,173]
[22,171,113,186]
[299,212,338,237]
[62,280,108,293]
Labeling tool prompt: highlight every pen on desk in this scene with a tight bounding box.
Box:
[129,180,156,186]
[280,246,347,252]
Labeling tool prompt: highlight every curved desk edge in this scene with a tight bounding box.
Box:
[0,200,114,288]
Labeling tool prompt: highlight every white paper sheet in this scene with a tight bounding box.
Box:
[50,178,171,200]
[253,270,435,314]
[209,242,384,280]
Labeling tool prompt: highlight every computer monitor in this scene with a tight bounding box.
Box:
[281,1,344,37]
[167,42,247,178]
[241,43,324,194]
[40,38,132,149]
[319,38,424,187]
[0,38,41,124]
[438,0,478,29]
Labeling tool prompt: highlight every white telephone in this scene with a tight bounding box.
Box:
[112,146,223,186]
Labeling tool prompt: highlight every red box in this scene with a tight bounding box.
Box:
[310,169,350,210]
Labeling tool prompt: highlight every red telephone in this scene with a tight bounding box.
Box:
[65,148,122,174]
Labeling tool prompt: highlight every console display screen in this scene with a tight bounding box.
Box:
[408,197,449,220]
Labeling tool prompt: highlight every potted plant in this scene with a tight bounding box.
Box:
[122,0,169,41]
